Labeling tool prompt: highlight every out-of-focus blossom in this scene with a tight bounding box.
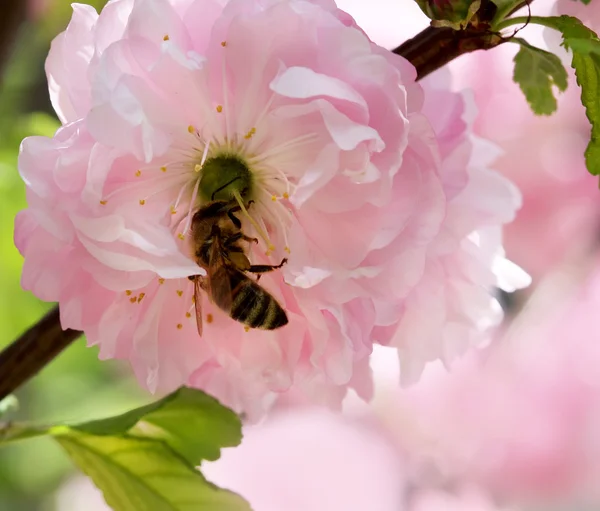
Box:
[15,0,523,417]
[365,258,600,507]
[410,486,515,511]
[204,407,406,511]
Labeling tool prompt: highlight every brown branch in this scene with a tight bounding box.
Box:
[0,307,81,401]
[0,5,525,401]
[393,25,505,81]
[0,0,27,75]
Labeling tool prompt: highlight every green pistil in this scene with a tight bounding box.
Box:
[199,155,253,202]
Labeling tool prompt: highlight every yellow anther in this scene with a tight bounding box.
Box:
[135,169,142,177]
[139,199,146,206]
[244,127,257,139]
[130,296,137,303]
[177,323,183,330]
[188,125,195,134]
[283,192,290,199]
[221,41,227,47]
[271,195,277,201]
[163,34,170,41]
[194,163,202,172]
[284,246,291,254]
[99,200,107,205]
[206,313,213,323]
[185,312,192,318]
[244,326,250,332]
[158,278,165,285]
[137,292,146,303]
[170,206,177,215]
[216,105,223,113]
[125,290,132,296]
[265,250,272,257]
[160,166,167,172]
[178,233,185,240]
[176,290,183,297]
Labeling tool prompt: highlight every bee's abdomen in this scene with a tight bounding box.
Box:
[231,280,288,330]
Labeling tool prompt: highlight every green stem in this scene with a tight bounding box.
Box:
[495,15,554,31]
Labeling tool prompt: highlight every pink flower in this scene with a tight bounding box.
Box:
[366,259,600,506]
[15,0,523,416]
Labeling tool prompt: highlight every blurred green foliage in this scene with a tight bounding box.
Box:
[0,1,147,510]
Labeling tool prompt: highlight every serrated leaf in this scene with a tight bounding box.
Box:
[55,431,249,511]
[512,38,569,115]
[526,15,600,175]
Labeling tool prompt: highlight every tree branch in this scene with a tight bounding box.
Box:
[0,14,516,401]
[0,307,80,401]
[393,25,505,81]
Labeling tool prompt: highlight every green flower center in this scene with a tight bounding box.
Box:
[199,155,253,202]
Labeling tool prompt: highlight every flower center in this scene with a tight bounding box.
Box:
[199,155,253,202]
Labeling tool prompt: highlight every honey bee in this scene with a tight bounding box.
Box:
[188,199,288,335]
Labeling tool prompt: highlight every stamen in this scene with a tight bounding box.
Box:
[137,293,146,303]
[182,177,201,236]
[139,199,146,206]
[163,34,170,41]
[130,296,137,303]
[176,290,183,297]
[244,326,250,332]
[177,323,183,329]
[161,166,167,172]
[283,192,289,199]
[244,127,257,140]
[125,290,132,296]
[200,141,211,166]
[216,105,223,113]
[206,313,213,323]
[99,200,107,205]
[158,278,165,284]
[188,125,196,134]
[135,170,142,177]
[178,233,185,240]
[221,41,227,47]
[194,164,202,172]
[186,312,192,318]
[232,189,273,250]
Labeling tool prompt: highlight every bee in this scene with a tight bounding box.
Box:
[188,198,289,335]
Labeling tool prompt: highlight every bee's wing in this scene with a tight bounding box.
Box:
[193,278,204,337]
[206,240,234,313]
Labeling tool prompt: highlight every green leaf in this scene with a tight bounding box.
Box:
[55,431,249,511]
[511,38,569,115]
[524,15,600,174]
[75,387,242,465]
[0,387,252,511]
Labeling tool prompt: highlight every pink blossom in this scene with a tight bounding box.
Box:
[15,0,523,416]
[204,407,406,511]
[365,259,600,506]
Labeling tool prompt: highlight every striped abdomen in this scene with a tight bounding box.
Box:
[228,271,288,330]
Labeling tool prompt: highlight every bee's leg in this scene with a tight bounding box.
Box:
[247,258,288,281]
[227,208,242,229]
[242,234,259,244]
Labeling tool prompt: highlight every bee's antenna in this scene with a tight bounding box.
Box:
[232,190,274,254]
[211,176,242,201]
